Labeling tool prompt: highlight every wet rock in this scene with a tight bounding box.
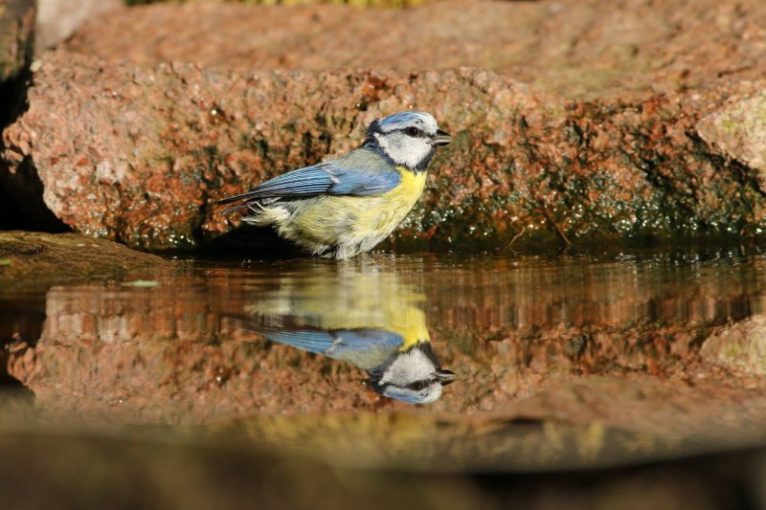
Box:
[3,49,766,250]
[36,0,122,50]
[0,231,171,289]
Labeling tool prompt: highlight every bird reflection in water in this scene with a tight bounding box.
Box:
[243,262,455,404]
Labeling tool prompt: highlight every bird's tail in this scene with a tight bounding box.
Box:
[240,202,289,226]
[220,202,252,216]
[217,187,288,227]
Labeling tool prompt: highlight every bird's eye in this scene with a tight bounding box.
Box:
[404,127,422,137]
[408,380,430,391]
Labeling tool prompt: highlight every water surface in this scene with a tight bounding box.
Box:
[2,248,766,470]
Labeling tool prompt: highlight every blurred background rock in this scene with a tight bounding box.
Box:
[35,0,121,49]
[35,0,427,54]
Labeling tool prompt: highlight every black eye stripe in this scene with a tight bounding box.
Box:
[401,126,426,137]
[406,379,436,391]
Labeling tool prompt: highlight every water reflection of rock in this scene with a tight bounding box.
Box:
[429,255,763,334]
[701,316,766,376]
[5,256,766,427]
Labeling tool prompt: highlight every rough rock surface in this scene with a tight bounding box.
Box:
[3,50,766,250]
[4,0,766,251]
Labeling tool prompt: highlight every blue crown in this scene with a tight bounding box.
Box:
[377,111,433,131]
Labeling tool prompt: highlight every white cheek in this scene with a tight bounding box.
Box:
[404,141,432,169]
[380,349,435,385]
[376,134,431,169]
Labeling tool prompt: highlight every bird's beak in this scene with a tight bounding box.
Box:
[436,369,456,385]
[430,129,452,146]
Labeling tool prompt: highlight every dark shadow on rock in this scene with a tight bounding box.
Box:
[0,185,24,230]
[0,64,28,131]
[0,0,66,232]
[0,157,69,232]
[0,0,34,129]
[197,224,305,260]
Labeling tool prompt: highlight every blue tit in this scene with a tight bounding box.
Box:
[243,266,456,404]
[262,328,455,404]
[219,112,451,259]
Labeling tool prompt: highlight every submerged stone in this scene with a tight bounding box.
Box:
[0,231,171,289]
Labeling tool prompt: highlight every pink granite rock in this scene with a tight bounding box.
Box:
[2,0,766,250]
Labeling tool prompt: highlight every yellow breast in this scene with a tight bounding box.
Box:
[352,167,426,234]
[389,166,428,204]
[287,167,427,255]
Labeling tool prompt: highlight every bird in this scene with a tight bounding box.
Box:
[218,111,451,259]
[262,328,456,404]
[242,264,456,404]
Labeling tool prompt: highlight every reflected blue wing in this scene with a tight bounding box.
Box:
[218,162,401,205]
[263,328,403,357]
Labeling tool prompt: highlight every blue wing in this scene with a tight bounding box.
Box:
[262,328,403,357]
[218,162,401,205]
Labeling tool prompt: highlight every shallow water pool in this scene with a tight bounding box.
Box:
[2,247,766,471]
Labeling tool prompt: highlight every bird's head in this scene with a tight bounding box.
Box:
[364,111,451,171]
[368,342,456,404]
